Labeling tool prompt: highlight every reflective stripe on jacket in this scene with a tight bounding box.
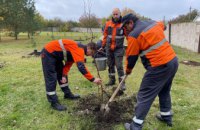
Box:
[102,20,126,50]
[44,39,95,82]
[125,20,176,72]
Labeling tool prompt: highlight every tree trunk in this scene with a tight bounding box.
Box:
[28,32,30,39]
[0,31,1,42]
[15,32,18,40]
[14,27,18,40]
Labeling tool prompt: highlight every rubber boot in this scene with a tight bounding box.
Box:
[63,86,80,100]
[124,122,142,130]
[155,113,172,127]
[51,102,67,111]
[105,75,116,86]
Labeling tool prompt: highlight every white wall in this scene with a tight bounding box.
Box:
[71,27,101,33]
[165,22,200,53]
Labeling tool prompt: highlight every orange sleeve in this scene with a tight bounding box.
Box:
[157,21,166,31]
[125,37,139,73]
[76,62,95,82]
[63,61,74,76]
[70,48,95,82]
[102,22,109,48]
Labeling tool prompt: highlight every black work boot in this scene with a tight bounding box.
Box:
[51,102,67,111]
[105,76,116,86]
[62,86,80,100]
[64,92,80,100]
[155,113,172,127]
[124,122,142,130]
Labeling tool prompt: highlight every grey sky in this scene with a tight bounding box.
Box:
[35,0,200,21]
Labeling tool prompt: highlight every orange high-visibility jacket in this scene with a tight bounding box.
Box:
[44,39,95,82]
[126,20,176,73]
[102,19,127,50]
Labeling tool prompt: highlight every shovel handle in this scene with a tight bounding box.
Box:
[107,75,127,103]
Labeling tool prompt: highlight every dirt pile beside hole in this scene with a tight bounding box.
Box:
[75,93,137,130]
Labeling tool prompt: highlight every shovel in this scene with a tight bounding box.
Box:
[100,75,127,115]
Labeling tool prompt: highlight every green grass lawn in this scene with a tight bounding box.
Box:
[0,34,200,130]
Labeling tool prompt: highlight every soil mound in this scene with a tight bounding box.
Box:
[75,93,137,130]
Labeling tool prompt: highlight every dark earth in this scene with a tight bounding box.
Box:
[75,91,137,130]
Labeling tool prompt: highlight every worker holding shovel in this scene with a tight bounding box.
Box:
[41,39,102,111]
[122,14,178,130]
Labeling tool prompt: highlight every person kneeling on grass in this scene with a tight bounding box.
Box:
[41,39,102,111]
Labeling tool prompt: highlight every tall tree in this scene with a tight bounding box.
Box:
[0,16,4,42]
[0,0,38,40]
[79,0,100,42]
[79,14,99,28]
[65,20,79,32]
[3,0,26,40]
[24,0,36,38]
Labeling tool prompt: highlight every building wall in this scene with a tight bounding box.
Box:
[165,22,200,53]
[71,27,101,33]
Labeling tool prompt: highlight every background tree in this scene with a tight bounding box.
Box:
[101,17,108,27]
[79,0,100,41]
[23,0,36,39]
[65,20,79,32]
[4,0,26,40]
[169,9,199,23]
[34,12,46,32]
[121,7,150,20]
[0,16,4,42]
[0,0,38,40]
[79,14,99,28]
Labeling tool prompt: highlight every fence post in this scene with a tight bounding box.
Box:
[169,23,171,44]
[198,34,200,53]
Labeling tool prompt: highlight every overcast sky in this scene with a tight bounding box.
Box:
[35,0,200,21]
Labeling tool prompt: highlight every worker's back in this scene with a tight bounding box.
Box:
[128,20,176,68]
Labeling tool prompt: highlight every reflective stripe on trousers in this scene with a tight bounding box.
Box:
[60,83,69,88]
[133,116,144,124]
[46,91,56,95]
[160,111,172,116]
[109,73,115,76]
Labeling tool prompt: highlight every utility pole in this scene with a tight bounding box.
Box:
[163,16,166,23]
[189,6,192,20]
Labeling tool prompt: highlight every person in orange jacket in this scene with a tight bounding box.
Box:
[122,14,179,130]
[100,8,127,90]
[41,39,102,111]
